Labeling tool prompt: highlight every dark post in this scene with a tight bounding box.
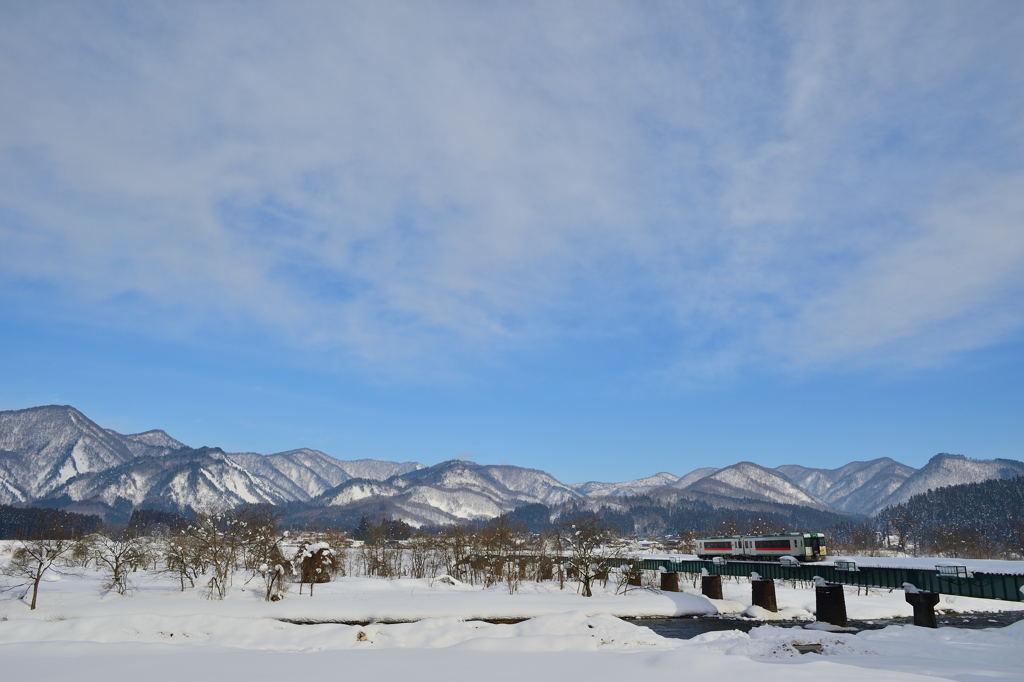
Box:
[660,571,680,592]
[815,583,848,627]
[905,591,940,628]
[751,578,778,612]
[701,574,723,600]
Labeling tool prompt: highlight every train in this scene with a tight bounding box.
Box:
[695,532,827,562]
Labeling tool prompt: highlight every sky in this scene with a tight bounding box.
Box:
[1,1,1023,483]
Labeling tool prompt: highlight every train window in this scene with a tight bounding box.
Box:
[754,539,792,550]
[704,541,733,550]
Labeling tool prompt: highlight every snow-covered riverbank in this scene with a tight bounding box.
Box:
[3,565,1024,681]
[3,564,1022,624]
[3,610,1023,682]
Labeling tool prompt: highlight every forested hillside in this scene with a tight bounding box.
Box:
[0,504,103,539]
[875,476,1024,558]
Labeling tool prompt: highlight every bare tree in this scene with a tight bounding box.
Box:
[545,529,566,590]
[89,533,145,595]
[164,533,200,591]
[559,517,618,597]
[230,507,282,573]
[2,536,76,610]
[437,527,473,583]
[614,559,644,594]
[258,541,291,602]
[406,533,434,579]
[359,520,403,578]
[476,520,529,594]
[177,513,245,599]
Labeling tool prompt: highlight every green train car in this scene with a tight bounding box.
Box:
[695,532,827,562]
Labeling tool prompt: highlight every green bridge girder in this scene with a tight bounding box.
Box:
[607,558,1024,602]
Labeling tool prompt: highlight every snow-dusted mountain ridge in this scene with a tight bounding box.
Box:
[1,405,1022,523]
[774,458,916,514]
[50,446,285,515]
[572,472,680,497]
[0,405,140,501]
[868,453,1024,515]
[0,405,422,512]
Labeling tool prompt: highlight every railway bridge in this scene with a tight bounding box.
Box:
[621,557,1024,602]
[608,556,1024,627]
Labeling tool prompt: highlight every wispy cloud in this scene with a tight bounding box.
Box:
[1,1,1022,377]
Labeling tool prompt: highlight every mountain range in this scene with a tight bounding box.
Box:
[2,405,1022,527]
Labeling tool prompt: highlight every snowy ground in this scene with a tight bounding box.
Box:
[3,560,1024,681]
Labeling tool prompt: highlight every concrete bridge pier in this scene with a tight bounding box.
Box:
[905,591,941,628]
[751,578,778,612]
[701,574,723,600]
[815,583,848,627]
[660,571,680,592]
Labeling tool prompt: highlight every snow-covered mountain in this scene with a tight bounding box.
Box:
[316,460,583,526]
[775,458,916,514]
[227,450,423,502]
[573,472,680,497]
[228,449,354,501]
[680,461,832,510]
[670,467,720,490]
[870,453,1024,514]
[0,405,160,500]
[0,405,424,517]
[48,447,285,513]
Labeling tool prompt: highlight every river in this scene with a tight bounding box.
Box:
[626,610,1024,639]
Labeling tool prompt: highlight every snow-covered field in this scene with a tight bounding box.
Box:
[3,560,1024,681]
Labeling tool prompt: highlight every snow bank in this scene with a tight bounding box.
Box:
[0,609,668,652]
[4,617,1024,682]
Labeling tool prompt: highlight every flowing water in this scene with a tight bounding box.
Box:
[626,610,1024,640]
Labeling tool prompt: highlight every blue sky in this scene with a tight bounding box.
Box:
[2,1,1023,483]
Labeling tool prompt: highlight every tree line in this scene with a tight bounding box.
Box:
[0,507,647,611]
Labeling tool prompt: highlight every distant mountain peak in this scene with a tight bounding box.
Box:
[123,429,185,449]
[572,472,680,497]
[682,460,831,510]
